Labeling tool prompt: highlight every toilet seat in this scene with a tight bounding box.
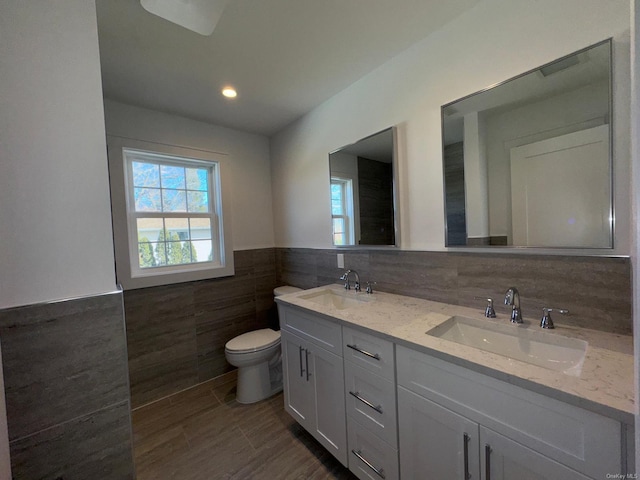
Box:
[225,328,280,354]
[274,286,302,296]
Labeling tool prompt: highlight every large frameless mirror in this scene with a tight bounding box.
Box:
[442,39,612,249]
[329,127,398,247]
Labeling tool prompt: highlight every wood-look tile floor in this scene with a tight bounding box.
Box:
[132,377,358,480]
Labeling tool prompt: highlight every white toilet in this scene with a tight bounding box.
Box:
[224,286,301,404]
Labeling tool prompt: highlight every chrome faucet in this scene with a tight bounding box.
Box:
[504,287,523,324]
[340,269,361,292]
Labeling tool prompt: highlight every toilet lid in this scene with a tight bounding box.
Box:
[274,286,302,296]
[225,329,281,353]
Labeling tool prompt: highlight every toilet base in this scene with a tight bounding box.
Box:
[236,361,282,404]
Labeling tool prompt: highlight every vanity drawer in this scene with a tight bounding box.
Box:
[343,326,394,380]
[345,361,397,447]
[348,418,399,480]
[396,345,622,479]
[278,305,342,356]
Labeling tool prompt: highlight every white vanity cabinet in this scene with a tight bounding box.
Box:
[279,305,348,465]
[396,345,624,480]
[343,327,399,480]
[398,386,591,480]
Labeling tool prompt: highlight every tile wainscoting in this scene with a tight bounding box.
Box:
[275,248,632,335]
[124,247,630,412]
[125,248,279,408]
[0,290,135,479]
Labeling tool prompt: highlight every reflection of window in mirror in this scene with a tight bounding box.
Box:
[329,127,397,247]
[331,177,355,245]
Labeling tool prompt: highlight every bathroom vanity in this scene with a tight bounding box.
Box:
[276,285,634,480]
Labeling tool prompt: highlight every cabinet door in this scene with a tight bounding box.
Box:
[480,427,591,480]
[281,331,314,432]
[311,343,348,466]
[398,386,480,480]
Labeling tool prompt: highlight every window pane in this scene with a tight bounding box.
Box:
[180,240,195,263]
[154,242,168,266]
[191,240,213,262]
[186,168,208,191]
[187,191,209,212]
[160,165,186,189]
[165,218,190,240]
[134,187,161,212]
[190,218,212,240]
[138,241,159,268]
[162,189,187,212]
[132,162,160,188]
[137,218,164,242]
[331,184,344,215]
[164,241,191,265]
[333,218,346,245]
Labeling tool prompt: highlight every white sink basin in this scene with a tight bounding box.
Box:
[299,289,372,310]
[427,316,587,376]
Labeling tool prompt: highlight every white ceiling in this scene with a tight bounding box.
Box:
[96,0,480,136]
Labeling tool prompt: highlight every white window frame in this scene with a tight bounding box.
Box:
[107,136,234,289]
[331,176,355,246]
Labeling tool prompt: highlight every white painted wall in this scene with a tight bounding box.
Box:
[0,0,117,308]
[463,112,489,239]
[631,0,640,471]
[103,100,274,251]
[270,0,631,255]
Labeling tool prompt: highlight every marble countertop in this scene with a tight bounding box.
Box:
[276,284,635,424]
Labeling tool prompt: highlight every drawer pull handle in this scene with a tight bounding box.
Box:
[485,444,492,480]
[305,349,311,381]
[347,344,381,360]
[352,449,386,479]
[298,346,305,377]
[463,433,470,480]
[349,391,383,414]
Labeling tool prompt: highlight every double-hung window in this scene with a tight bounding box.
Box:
[331,176,355,245]
[108,137,234,289]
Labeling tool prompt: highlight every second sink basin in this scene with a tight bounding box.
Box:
[427,316,588,376]
[299,289,372,310]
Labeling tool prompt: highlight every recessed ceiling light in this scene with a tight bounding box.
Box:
[222,87,237,98]
[140,0,230,36]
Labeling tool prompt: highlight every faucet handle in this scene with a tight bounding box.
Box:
[365,281,377,294]
[474,297,496,318]
[340,270,351,289]
[540,307,569,329]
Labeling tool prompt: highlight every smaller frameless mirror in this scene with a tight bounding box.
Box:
[442,39,612,249]
[329,127,398,247]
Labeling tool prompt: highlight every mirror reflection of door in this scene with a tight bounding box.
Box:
[510,125,610,247]
[441,39,612,249]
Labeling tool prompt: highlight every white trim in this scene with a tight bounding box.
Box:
[107,136,234,289]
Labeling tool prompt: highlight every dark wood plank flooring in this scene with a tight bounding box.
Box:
[132,375,358,479]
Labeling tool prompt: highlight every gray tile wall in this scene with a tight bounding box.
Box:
[276,248,632,335]
[0,291,135,480]
[125,248,279,408]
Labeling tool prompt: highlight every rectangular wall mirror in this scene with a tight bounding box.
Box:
[329,127,398,247]
[442,39,612,249]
